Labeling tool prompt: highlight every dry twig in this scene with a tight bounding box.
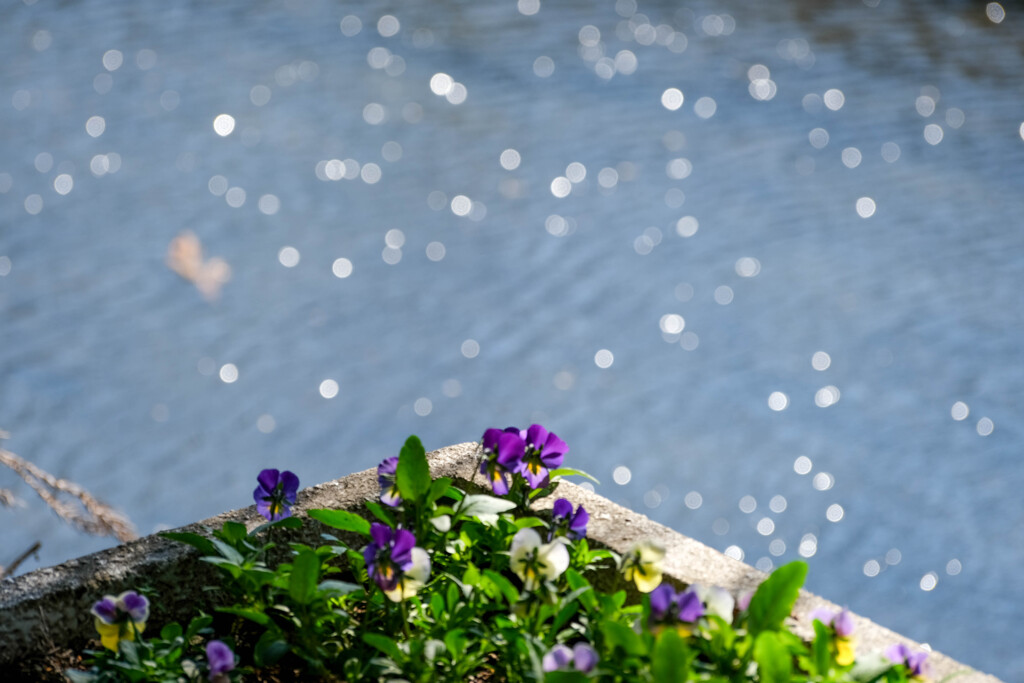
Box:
[0,445,137,543]
[0,541,41,579]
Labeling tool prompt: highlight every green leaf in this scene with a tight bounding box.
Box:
[747,561,808,635]
[289,550,320,604]
[430,593,445,621]
[160,531,217,556]
[216,606,271,626]
[159,622,182,640]
[548,467,600,484]
[446,582,460,611]
[209,538,245,565]
[308,509,371,537]
[253,631,289,666]
[363,633,403,661]
[812,619,831,675]
[184,615,213,640]
[652,629,692,683]
[364,500,395,526]
[552,600,580,634]
[64,671,98,683]
[443,628,467,657]
[483,569,520,605]
[754,631,793,683]
[426,476,453,506]
[514,517,548,530]
[463,562,481,588]
[317,579,361,597]
[396,434,431,503]
[601,620,646,656]
[250,516,303,535]
[565,569,597,611]
[220,521,248,542]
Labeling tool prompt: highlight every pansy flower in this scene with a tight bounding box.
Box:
[693,584,736,623]
[885,643,930,679]
[649,584,704,635]
[551,498,588,541]
[90,590,149,651]
[363,522,430,601]
[206,640,235,683]
[810,607,856,666]
[620,539,665,593]
[479,427,525,495]
[542,642,599,673]
[509,527,570,591]
[253,468,299,521]
[377,456,401,507]
[518,424,568,489]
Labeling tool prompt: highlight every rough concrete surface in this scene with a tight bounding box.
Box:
[0,442,1002,682]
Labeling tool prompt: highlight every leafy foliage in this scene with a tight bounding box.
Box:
[71,428,935,683]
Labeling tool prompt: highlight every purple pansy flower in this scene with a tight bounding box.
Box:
[542,643,599,673]
[479,427,525,495]
[542,644,573,672]
[377,457,401,507]
[206,640,235,682]
[90,591,150,651]
[886,643,930,678]
[363,522,416,592]
[253,468,299,521]
[572,643,599,673]
[551,498,588,541]
[91,591,149,625]
[810,607,855,638]
[649,584,705,626]
[518,424,567,489]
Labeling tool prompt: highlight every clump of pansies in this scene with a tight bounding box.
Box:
[71,427,942,683]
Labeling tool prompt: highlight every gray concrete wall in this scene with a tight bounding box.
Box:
[0,443,1001,682]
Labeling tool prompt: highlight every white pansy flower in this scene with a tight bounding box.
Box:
[510,528,570,590]
[693,583,736,622]
[384,547,431,602]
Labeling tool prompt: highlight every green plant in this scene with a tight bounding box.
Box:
[70,426,936,682]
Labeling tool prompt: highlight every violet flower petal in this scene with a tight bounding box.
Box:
[496,432,525,467]
[540,430,568,457]
[650,584,676,621]
[525,424,549,451]
[380,486,402,507]
[206,640,235,679]
[542,644,573,672]
[91,597,118,624]
[569,505,589,539]
[833,608,855,637]
[676,589,705,623]
[370,522,393,549]
[377,457,398,487]
[809,607,835,625]
[521,461,548,489]
[256,468,280,495]
[552,498,573,520]
[482,428,504,452]
[391,529,416,569]
[279,470,299,502]
[573,643,599,673]
[117,591,149,623]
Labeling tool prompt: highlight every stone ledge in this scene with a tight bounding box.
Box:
[0,442,1002,682]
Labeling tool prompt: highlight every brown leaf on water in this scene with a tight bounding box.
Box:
[166,230,231,300]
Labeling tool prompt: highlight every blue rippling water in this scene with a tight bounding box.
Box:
[0,0,1021,678]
